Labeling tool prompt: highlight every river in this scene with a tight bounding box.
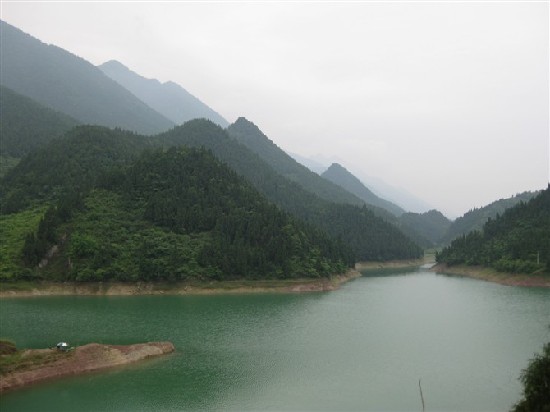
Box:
[1,267,549,411]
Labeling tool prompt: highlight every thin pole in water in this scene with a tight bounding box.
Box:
[419,378,425,412]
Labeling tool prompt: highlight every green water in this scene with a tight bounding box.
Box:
[1,269,549,411]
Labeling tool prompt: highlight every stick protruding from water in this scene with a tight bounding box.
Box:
[419,378,425,412]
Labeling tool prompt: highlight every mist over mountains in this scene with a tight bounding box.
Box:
[2,19,545,282]
[98,60,229,128]
[0,21,174,135]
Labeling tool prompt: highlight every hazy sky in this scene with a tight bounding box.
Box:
[2,1,548,217]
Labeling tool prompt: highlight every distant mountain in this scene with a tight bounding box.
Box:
[0,21,174,134]
[98,60,229,128]
[399,210,452,247]
[289,152,327,175]
[358,174,435,214]
[226,117,364,207]
[441,191,541,245]
[0,85,80,158]
[290,152,435,213]
[321,163,405,217]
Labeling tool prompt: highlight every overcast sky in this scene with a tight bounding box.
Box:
[2,1,548,217]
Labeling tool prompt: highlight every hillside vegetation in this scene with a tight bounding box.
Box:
[440,191,540,245]
[226,117,365,207]
[1,128,352,281]
[158,120,423,261]
[0,86,80,158]
[436,187,550,274]
[399,210,452,247]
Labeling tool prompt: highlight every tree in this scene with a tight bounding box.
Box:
[511,341,550,412]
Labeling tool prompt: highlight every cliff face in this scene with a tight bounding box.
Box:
[0,341,175,393]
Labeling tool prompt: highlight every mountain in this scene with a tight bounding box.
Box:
[2,120,422,266]
[441,191,540,245]
[0,126,151,214]
[290,153,435,213]
[289,152,327,175]
[0,21,174,134]
[226,117,364,207]
[98,60,229,128]
[0,85,80,158]
[157,119,423,261]
[436,186,550,274]
[398,210,451,247]
[0,127,351,281]
[360,175,435,214]
[321,163,405,217]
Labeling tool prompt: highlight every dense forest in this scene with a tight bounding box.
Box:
[399,209,452,247]
[0,85,79,159]
[436,187,550,274]
[439,191,540,245]
[5,18,546,283]
[158,120,423,261]
[226,117,365,207]
[1,128,352,281]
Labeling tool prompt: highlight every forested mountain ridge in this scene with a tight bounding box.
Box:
[0,126,151,214]
[1,122,421,282]
[98,60,229,128]
[440,191,540,245]
[2,139,351,281]
[399,209,452,247]
[226,117,365,207]
[0,21,174,135]
[157,120,423,261]
[436,186,550,274]
[0,86,80,159]
[315,162,444,248]
[321,162,405,216]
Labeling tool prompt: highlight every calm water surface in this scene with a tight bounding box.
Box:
[1,269,549,411]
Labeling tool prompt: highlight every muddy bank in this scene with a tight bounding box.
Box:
[355,258,426,271]
[0,269,361,297]
[0,342,175,393]
[431,263,550,287]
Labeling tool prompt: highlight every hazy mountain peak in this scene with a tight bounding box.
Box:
[0,21,174,135]
[98,59,229,127]
[233,117,259,131]
[322,162,405,217]
[327,163,346,172]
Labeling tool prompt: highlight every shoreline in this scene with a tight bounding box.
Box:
[431,263,550,287]
[355,258,426,272]
[0,269,361,298]
[0,341,175,393]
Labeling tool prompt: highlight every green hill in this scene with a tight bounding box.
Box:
[99,60,229,128]
[436,186,550,274]
[0,126,150,214]
[1,128,351,281]
[399,210,452,247]
[440,191,540,245]
[321,163,405,216]
[0,21,174,135]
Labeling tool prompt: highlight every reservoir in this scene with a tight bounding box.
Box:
[1,268,549,411]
